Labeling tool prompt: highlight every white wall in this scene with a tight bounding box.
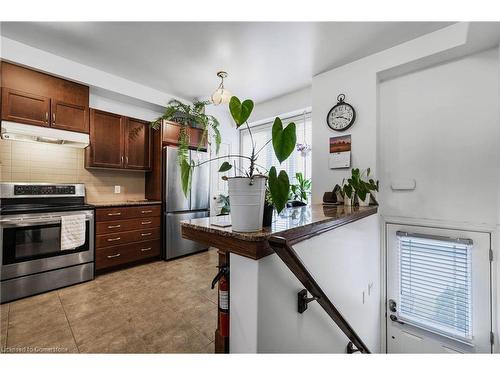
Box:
[311,23,471,204]
[379,48,499,226]
[230,214,380,353]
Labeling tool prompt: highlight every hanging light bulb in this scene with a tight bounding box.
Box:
[211,71,232,105]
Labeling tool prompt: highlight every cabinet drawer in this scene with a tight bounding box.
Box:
[127,205,161,218]
[96,227,161,248]
[96,217,160,234]
[96,205,161,221]
[95,240,160,270]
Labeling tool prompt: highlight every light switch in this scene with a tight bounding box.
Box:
[114,185,121,194]
[391,179,416,191]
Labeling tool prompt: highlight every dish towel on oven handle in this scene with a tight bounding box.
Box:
[60,214,86,250]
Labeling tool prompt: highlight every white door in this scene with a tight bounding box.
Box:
[386,224,492,353]
[209,142,231,216]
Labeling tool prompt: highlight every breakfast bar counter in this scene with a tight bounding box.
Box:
[181,204,378,260]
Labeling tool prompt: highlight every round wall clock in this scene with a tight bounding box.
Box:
[326,94,356,131]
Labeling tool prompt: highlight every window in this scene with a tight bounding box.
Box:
[239,111,312,186]
[397,232,473,341]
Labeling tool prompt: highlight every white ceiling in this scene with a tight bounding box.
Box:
[0,22,453,103]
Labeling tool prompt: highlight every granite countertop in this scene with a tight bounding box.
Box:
[181,204,378,244]
[87,200,162,208]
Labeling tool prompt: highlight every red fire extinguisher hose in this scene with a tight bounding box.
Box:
[211,265,229,338]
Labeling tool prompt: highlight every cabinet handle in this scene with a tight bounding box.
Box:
[52,113,56,124]
[140,247,152,252]
[107,224,121,229]
[126,156,129,164]
[107,212,122,216]
[141,232,152,237]
[45,112,49,123]
[121,156,124,164]
[141,221,152,225]
[141,210,152,214]
[107,237,121,242]
[107,253,121,259]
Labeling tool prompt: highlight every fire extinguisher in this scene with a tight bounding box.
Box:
[211,265,229,338]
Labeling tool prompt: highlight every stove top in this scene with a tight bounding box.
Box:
[0,183,94,215]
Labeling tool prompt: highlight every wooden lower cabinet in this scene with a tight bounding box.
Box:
[95,204,161,272]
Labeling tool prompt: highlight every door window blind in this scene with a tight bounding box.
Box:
[397,232,473,341]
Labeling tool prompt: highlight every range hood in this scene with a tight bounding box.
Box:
[0,121,89,148]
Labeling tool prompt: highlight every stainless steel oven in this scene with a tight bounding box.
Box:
[0,183,95,303]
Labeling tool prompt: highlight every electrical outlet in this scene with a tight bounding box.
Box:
[114,185,121,194]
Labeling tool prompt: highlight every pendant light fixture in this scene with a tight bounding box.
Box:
[211,71,232,105]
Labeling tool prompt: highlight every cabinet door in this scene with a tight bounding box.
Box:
[124,117,151,170]
[189,127,207,150]
[51,100,89,133]
[86,109,124,169]
[1,88,50,127]
[162,121,181,144]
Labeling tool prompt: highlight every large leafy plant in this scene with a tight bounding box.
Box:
[349,168,379,201]
[180,96,296,213]
[151,99,222,185]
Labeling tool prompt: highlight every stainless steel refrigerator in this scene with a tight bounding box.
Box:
[163,145,210,260]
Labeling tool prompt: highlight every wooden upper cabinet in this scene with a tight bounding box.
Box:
[1,88,50,127]
[124,118,151,170]
[86,109,124,169]
[161,120,207,150]
[51,100,89,133]
[0,62,90,133]
[86,109,151,171]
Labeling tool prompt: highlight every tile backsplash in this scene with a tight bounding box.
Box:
[0,139,145,203]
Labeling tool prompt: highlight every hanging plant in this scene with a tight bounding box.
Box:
[151,99,221,189]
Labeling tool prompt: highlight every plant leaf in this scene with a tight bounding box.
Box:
[272,118,296,163]
[218,161,232,172]
[180,159,193,197]
[268,167,290,213]
[229,96,254,126]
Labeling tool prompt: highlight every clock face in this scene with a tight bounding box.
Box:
[327,103,355,131]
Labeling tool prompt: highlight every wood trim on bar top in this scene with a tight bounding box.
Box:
[181,205,378,260]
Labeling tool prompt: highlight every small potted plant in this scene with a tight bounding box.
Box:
[171,96,296,232]
[349,168,379,206]
[334,179,354,206]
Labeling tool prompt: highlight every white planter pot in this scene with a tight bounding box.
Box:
[358,194,371,207]
[227,176,266,232]
[344,195,353,206]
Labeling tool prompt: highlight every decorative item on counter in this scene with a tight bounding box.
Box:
[263,187,274,227]
[329,134,351,169]
[326,94,356,132]
[334,167,379,207]
[174,96,297,232]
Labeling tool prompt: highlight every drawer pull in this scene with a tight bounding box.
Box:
[107,237,121,242]
[107,253,121,259]
[141,210,153,214]
[107,212,122,216]
[107,224,121,229]
[141,221,152,225]
[141,232,152,237]
[140,247,152,252]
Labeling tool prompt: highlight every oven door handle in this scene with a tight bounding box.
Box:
[0,217,92,227]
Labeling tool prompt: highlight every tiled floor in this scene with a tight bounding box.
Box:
[0,249,218,353]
